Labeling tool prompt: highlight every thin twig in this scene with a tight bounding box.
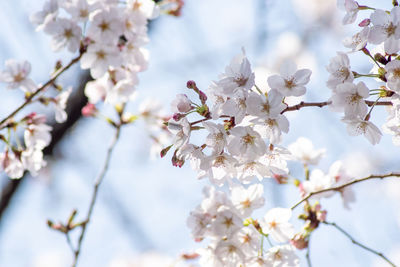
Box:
[281,100,392,114]
[323,221,397,267]
[0,53,83,130]
[71,123,122,267]
[291,172,400,210]
[306,237,312,267]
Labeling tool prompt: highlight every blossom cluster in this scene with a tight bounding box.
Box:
[331,0,400,145]
[0,0,182,179]
[162,45,369,265]
[161,2,400,265]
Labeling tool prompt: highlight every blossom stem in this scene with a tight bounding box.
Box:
[0,53,83,130]
[323,221,397,267]
[71,122,122,267]
[364,96,381,121]
[254,84,263,95]
[291,172,400,210]
[281,100,392,114]
[306,237,312,267]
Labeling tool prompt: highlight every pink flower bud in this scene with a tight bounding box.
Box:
[358,18,370,27]
[291,234,309,250]
[82,103,97,117]
[186,80,197,89]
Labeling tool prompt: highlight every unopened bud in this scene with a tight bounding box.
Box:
[291,233,309,250]
[186,80,197,89]
[82,103,97,117]
[358,18,370,27]
[172,113,185,121]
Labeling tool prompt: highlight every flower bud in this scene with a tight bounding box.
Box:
[82,103,97,117]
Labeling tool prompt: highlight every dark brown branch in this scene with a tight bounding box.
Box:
[0,72,91,224]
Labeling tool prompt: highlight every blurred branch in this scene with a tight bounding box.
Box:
[0,71,91,225]
[291,172,400,210]
[323,221,397,267]
[71,117,123,267]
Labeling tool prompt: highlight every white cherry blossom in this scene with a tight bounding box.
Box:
[342,117,382,145]
[326,52,354,90]
[0,59,36,92]
[44,18,82,52]
[260,208,295,243]
[288,137,325,165]
[331,81,369,117]
[264,245,300,267]
[230,184,264,217]
[368,7,400,54]
[227,126,266,160]
[267,61,311,97]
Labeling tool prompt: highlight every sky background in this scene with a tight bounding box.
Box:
[0,0,399,266]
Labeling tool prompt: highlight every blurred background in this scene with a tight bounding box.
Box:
[0,0,399,266]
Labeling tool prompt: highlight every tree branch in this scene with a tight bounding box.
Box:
[323,221,397,267]
[71,123,122,267]
[0,53,83,130]
[0,71,90,224]
[281,100,392,114]
[291,172,400,210]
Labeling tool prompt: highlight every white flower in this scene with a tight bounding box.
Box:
[230,184,264,217]
[267,60,311,97]
[30,0,59,31]
[21,148,46,177]
[86,8,123,43]
[236,158,272,183]
[328,161,355,209]
[264,245,300,267]
[220,90,248,124]
[203,122,227,155]
[211,50,255,97]
[342,117,382,145]
[171,94,192,113]
[105,78,138,105]
[167,117,191,148]
[326,52,354,90]
[261,208,295,243]
[24,123,52,150]
[288,137,325,165]
[199,153,237,186]
[338,0,359,25]
[0,151,24,179]
[228,126,266,160]
[343,27,370,51]
[214,240,245,267]
[331,81,369,117]
[53,88,72,123]
[301,169,335,199]
[0,59,36,92]
[246,90,285,119]
[63,0,97,22]
[187,208,212,241]
[368,8,400,54]
[211,209,242,237]
[44,18,82,53]
[232,226,260,256]
[84,75,108,103]
[385,60,400,93]
[383,115,400,146]
[251,115,289,144]
[80,43,121,79]
[127,0,160,19]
